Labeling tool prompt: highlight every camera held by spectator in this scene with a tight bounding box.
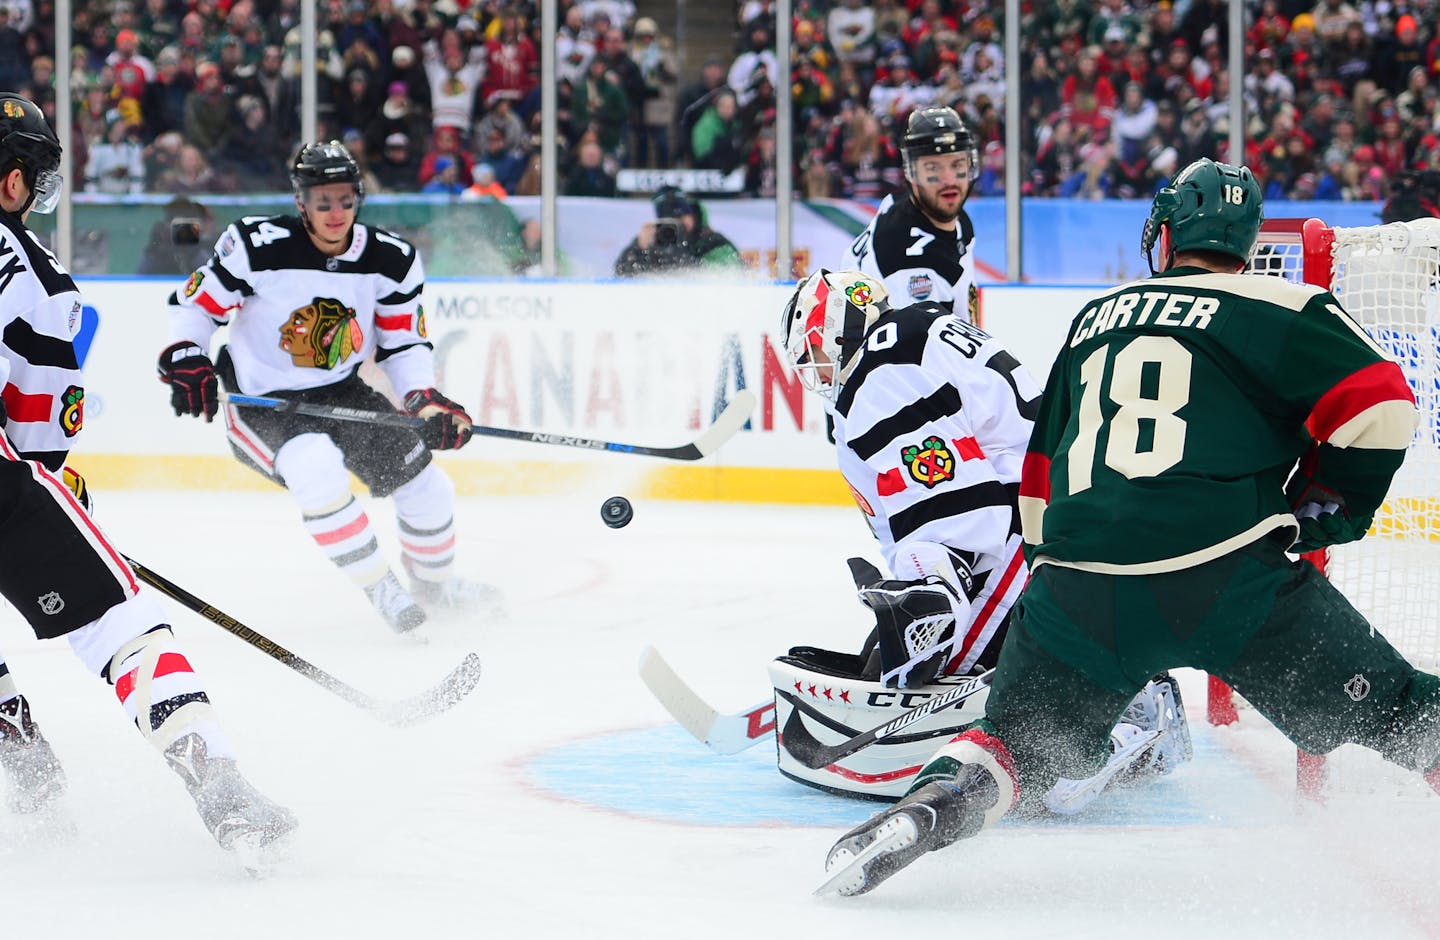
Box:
[138,197,215,275]
[612,186,742,277]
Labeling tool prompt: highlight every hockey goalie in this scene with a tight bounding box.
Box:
[772,269,1193,812]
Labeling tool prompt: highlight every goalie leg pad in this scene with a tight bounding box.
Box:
[771,650,990,800]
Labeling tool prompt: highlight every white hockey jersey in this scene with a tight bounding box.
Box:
[169,215,435,397]
[843,190,979,321]
[0,210,86,470]
[832,302,1040,674]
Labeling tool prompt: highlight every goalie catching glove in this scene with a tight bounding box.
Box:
[857,573,969,690]
[157,342,219,422]
[403,388,473,450]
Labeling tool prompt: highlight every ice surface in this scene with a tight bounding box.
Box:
[3,490,1439,939]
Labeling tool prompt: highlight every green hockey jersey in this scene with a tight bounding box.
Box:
[1019,266,1419,573]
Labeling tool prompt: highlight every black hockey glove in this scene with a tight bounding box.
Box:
[157,342,219,422]
[61,465,93,513]
[404,387,474,450]
[859,577,964,689]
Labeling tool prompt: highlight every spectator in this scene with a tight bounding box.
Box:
[141,45,191,138]
[1331,20,1373,94]
[556,4,596,86]
[728,22,778,109]
[461,162,507,200]
[571,54,630,158]
[85,115,146,194]
[239,44,300,143]
[0,6,31,90]
[676,57,727,163]
[422,31,485,132]
[1312,0,1362,49]
[419,154,466,193]
[629,17,677,169]
[183,61,234,159]
[475,119,528,192]
[159,143,223,194]
[690,87,743,172]
[218,95,289,190]
[107,27,155,101]
[374,131,421,191]
[1372,14,1427,94]
[417,125,475,187]
[744,126,777,197]
[1111,80,1158,164]
[477,7,537,105]
[1062,48,1118,138]
[367,81,429,159]
[868,53,935,122]
[613,186,741,277]
[563,136,618,196]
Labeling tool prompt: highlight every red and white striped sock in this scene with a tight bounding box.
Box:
[399,515,456,583]
[303,496,389,588]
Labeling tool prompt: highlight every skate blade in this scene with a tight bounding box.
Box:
[814,814,918,897]
[230,828,295,879]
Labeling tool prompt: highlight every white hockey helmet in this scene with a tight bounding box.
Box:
[780,269,890,401]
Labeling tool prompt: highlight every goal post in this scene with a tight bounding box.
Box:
[1213,216,1440,795]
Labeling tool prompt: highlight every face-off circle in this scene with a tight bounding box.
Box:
[601,496,633,528]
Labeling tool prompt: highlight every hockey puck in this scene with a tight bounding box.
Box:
[601,496,634,529]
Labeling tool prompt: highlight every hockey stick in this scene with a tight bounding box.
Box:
[638,645,775,754]
[779,669,994,770]
[223,388,757,461]
[125,556,482,728]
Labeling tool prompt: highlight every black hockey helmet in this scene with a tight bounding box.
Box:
[0,93,63,215]
[290,140,365,209]
[900,106,978,183]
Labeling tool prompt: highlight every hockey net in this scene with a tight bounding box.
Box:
[1216,217,1440,796]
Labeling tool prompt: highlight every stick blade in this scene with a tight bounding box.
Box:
[689,388,756,459]
[639,645,721,742]
[373,652,483,728]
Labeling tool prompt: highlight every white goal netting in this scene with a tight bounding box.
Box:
[1249,218,1440,795]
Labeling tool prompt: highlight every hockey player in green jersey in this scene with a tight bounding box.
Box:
[817,157,1440,897]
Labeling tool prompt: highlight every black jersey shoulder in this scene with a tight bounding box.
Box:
[868,190,968,284]
[355,225,420,281]
[0,210,76,298]
[235,216,416,280]
[835,302,950,416]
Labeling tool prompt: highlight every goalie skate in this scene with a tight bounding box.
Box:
[817,766,999,897]
[165,734,297,874]
[0,695,66,814]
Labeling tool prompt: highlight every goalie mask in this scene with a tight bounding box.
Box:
[780,269,890,401]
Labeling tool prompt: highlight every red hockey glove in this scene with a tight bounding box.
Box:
[404,387,474,450]
[157,342,219,421]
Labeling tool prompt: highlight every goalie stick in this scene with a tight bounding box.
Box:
[638,645,774,754]
[126,556,481,728]
[224,389,757,461]
[779,669,994,770]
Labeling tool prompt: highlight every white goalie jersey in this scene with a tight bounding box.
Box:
[168,215,436,398]
[831,301,1041,676]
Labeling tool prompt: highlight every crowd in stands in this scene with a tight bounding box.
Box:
[1,0,1438,202]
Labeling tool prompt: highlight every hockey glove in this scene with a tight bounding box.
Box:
[404,388,474,450]
[1291,500,1372,554]
[157,342,219,422]
[858,577,963,689]
[60,466,93,513]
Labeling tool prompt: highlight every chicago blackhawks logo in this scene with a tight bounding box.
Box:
[844,281,875,306]
[183,271,204,298]
[416,304,428,339]
[2,99,23,119]
[901,436,955,488]
[280,297,363,369]
[59,385,84,436]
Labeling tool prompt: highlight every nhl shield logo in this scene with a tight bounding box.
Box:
[1344,674,1370,702]
[37,591,65,615]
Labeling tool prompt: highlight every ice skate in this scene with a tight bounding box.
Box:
[818,764,998,897]
[165,733,297,874]
[1116,674,1193,780]
[365,571,428,633]
[404,558,505,617]
[0,695,66,814]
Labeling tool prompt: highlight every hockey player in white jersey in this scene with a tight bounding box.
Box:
[774,268,1191,806]
[0,93,294,860]
[160,141,496,633]
[842,106,981,320]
